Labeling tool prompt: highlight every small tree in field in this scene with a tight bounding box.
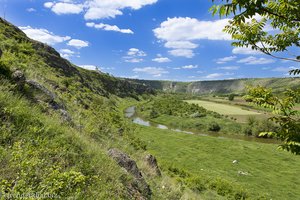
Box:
[210,0,300,154]
[228,94,235,101]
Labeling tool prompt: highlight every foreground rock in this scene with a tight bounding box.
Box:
[145,154,161,176]
[12,70,26,90]
[108,148,151,199]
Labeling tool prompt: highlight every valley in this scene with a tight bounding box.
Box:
[0,0,300,198]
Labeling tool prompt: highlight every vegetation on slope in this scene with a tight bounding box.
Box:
[0,17,180,199]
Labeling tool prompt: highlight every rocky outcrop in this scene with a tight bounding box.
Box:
[145,154,161,176]
[108,148,151,199]
[12,70,26,90]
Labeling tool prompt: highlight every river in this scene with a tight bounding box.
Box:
[125,106,280,144]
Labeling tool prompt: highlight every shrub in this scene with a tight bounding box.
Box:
[208,122,221,132]
[228,94,235,101]
[243,126,253,136]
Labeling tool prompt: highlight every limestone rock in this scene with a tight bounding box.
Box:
[12,70,26,90]
[145,154,161,176]
[108,148,151,198]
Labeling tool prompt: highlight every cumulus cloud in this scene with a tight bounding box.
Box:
[44,0,158,20]
[67,39,89,49]
[86,22,133,34]
[217,66,240,70]
[152,54,171,63]
[202,72,234,79]
[181,65,198,69]
[19,26,71,45]
[60,49,76,59]
[232,47,263,55]
[78,65,97,70]
[216,56,237,64]
[124,48,147,63]
[237,56,275,65]
[153,17,231,58]
[133,67,168,77]
[44,2,83,15]
[168,49,194,58]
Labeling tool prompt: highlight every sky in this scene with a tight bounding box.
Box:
[1,0,299,81]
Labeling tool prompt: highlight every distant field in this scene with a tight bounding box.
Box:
[185,100,261,116]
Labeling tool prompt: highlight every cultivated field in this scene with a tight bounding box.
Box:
[185,100,261,115]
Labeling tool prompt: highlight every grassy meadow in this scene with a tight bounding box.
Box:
[184,100,261,116]
[135,125,300,200]
[184,99,268,123]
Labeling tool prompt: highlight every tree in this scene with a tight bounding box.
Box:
[211,0,300,154]
[244,86,300,154]
[228,94,235,101]
[211,0,300,72]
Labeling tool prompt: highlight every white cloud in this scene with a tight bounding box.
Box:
[168,49,194,58]
[27,8,36,12]
[86,22,134,34]
[152,54,171,63]
[232,47,263,55]
[216,56,237,64]
[44,2,54,8]
[182,65,198,69]
[127,48,146,56]
[237,56,275,65]
[217,66,240,70]
[79,65,97,70]
[152,57,171,63]
[84,0,158,20]
[19,26,71,45]
[60,49,76,59]
[44,2,83,15]
[67,39,89,49]
[165,41,198,49]
[153,17,230,58]
[203,72,234,79]
[44,0,158,20]
[133,67,168,77]
[124,48,146,63]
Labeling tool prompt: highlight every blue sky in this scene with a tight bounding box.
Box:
[1,0,299,81]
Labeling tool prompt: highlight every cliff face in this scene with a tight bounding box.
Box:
[130,77,300,94]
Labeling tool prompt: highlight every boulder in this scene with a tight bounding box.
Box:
[26,80,56,101]
[12,70,26,90]
[145,154,161,176]
[108,148,151,198]
[59,109,72,122]
[108,148,143,179]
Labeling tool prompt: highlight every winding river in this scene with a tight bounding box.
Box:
[125,106,281,144]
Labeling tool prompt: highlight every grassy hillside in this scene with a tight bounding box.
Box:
[0,17,184,199]
[131,77,300,95]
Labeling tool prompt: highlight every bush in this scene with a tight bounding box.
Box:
[208,122,221,132]
[228,94,235,101]
[243,126,253,136]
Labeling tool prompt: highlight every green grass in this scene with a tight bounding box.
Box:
[185,100,261,116]
[150,114,244,135]
[135,125,300,199]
